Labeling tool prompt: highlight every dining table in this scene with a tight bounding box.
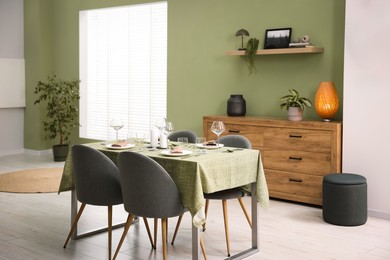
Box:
[58,141,269,260]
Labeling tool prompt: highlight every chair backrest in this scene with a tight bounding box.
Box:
[168,130,197,143]
[72,145,123,206]
[118,152,186,218]
[218,135,252,149]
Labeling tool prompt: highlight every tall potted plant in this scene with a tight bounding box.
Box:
[280,89,312,121]
[34,75,80,161]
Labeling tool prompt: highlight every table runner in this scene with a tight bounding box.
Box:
[58,142,269,227]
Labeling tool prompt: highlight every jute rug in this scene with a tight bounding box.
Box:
[0,168,63,193]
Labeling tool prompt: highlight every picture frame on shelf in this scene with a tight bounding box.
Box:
[264,28,292,49]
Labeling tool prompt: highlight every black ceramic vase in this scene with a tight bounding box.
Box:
[227,94,246,116]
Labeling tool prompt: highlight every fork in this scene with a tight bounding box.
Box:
[226,148,244,153]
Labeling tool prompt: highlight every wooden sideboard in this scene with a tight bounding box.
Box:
[203,115,342,205]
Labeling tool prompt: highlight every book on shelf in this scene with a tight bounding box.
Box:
[289,42,311,48]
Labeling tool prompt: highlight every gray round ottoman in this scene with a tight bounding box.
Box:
[322,173,367,226]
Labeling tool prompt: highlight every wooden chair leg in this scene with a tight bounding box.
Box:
[161,218,168,260]
[238,197,252,228]
[154,218,158,249]
[113,214,134,260]
[63,203,86,248]
[108,206,113,260]
[143,217,155,248]
[202,199,209,231]
[200,235,208,260]
[171,214,183,245]
[222,200,231,257]
[166,219,168,242]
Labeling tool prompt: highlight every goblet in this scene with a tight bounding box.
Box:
[211,121,225,150]
[110,118,124,141]
[155,118,167,132]
[165,121,174,135]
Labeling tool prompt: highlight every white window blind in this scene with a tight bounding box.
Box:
[79,2,167,140]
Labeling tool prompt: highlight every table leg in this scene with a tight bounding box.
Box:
[192,223,201,259]
[251,182,258,250]
[223,182,259,260]
[70,189,128,240]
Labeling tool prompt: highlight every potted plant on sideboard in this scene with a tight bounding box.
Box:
[34,75,80,161]
[280,88,312,121]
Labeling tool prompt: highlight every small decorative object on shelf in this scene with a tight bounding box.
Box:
[301,35,310,43]
[245,38,259,74]
[227,94,246,116]
[315,81,339,121]
[280,89,312,121]
[235,28,250,50]
[264,27,292,49]
[289,35,311,48]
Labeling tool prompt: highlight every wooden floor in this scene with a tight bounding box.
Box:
[1,153,390,260]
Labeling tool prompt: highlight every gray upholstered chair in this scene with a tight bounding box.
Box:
[63,145,153,259]
[172,135,252,257]
[113,152,206,260]
[168,130,197,143]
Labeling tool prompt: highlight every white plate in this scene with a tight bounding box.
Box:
[105,144,135,150]
[160,150,193,157]
[195,143,224,149]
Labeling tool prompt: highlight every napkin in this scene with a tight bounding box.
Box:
[170,146,183,153]
[111,140,129,147]
[204,140,217,146]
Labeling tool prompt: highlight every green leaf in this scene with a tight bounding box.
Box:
[289,89,299,96]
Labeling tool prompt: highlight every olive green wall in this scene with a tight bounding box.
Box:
[24,0,345,150]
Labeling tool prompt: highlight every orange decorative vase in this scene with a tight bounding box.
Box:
[315,82,339,121]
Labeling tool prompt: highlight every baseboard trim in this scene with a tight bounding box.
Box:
[23,149,52,156]
[0,149,25,156]
[368,209,390,220]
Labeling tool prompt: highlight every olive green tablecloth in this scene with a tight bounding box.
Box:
[58,142,269,227]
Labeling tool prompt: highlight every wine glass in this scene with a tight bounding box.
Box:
[155,118,167,132]
[211,121,225,150]
[110,118,124,141]
[165,121,174,135]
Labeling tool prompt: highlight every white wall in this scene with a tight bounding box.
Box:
[344,0,390,219]
[0,0,24,156]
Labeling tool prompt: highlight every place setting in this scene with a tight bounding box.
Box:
[104,118,138,150]
[160,136,194,158]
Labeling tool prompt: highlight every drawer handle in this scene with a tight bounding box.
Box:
[229,130,240,133]
[289,178,303,183]
[289,156,302,161]
[289,134,302,138]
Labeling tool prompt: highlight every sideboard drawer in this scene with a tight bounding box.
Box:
[205,122,265,149]
[264,128,331,153]
[265,169,323,202]
[263,150,331,175]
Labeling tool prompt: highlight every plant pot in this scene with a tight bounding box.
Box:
[53,144,69,162]
[288,107,303,121]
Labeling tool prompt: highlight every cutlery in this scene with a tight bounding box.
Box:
[226,148,244,153]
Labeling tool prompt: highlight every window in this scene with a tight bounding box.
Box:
[79,2,167,140]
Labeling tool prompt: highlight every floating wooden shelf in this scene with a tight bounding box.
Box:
[225,47,324,56]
